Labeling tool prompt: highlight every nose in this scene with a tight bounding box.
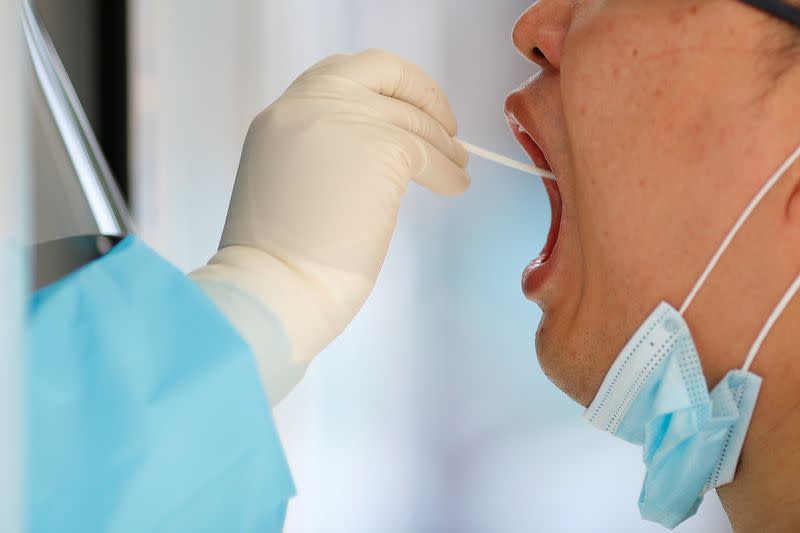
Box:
[512,0,574,70]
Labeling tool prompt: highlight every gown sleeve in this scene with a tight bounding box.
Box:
[25,236,295,533]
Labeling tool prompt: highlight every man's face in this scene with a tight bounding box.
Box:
[505,0,784,405]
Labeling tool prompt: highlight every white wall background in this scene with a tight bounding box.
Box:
[1,1,26,532]
[130,2,732,531]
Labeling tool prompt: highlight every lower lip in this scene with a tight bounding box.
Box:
[522,178,562,300]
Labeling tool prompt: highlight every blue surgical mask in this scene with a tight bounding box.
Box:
[584,143,800,529]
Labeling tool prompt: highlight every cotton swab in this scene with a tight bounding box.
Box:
[457,139,556,181]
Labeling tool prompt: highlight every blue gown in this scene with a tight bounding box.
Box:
[25,236,295,533]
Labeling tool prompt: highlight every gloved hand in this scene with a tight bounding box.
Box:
[191,49,470,404]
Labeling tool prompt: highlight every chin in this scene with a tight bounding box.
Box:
[535,318,596,407]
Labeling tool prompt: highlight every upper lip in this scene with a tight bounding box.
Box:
[504,109,554,177]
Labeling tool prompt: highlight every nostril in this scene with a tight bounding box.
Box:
[533,47,545,59]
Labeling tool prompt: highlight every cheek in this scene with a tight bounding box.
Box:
[559,14,724,303]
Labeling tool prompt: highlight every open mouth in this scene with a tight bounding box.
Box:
[510,122,562,273]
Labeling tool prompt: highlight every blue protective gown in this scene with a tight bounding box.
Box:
[25,236,295,533]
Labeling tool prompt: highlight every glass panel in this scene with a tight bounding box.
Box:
[23,0,132,287]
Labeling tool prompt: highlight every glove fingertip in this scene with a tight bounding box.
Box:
[450,169,472,196]
[415,147,472,197]
[432,169,471,196]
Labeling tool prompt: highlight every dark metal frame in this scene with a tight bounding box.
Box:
[95,1,129,202]
[738,0,800,27]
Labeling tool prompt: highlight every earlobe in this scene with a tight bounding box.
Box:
[786,180,800,224]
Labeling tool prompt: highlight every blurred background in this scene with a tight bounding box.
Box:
[17,0,732,531]
[1,0,25,531]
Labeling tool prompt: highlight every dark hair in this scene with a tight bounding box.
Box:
[764,0,800,44]
[785,2,800,54]
[787,0,800,31]
[770,2,800,80]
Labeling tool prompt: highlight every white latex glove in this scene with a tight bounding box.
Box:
[191,49,470,404]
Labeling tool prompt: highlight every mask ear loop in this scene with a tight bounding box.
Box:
[741,273,800,372]
[679,144,800,316]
